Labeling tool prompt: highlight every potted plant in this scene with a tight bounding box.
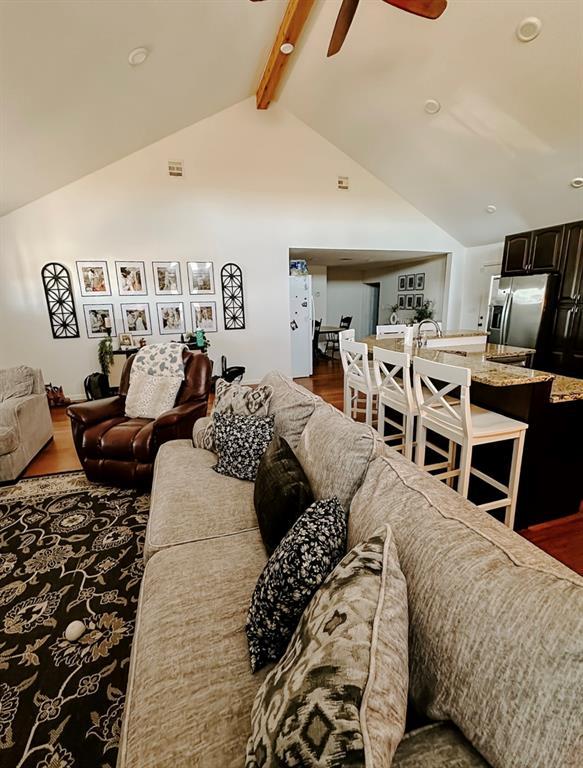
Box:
[413,300,435,324]
[98,337,114,376]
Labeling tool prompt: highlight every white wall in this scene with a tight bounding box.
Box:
[327,268,368,339]
[0,98,467,395]
[459,243,504,329]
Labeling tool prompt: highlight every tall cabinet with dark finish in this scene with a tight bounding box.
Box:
[549,221,583,375]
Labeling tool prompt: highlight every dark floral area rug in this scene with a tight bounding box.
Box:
[0,472,149,768]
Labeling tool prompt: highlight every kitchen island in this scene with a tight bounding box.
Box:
[361,331,583,528]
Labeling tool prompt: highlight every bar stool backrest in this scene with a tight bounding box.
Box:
[373,346,415,414]
[413,357,472,441]
[376,324,408,338]
[340,339,372,390]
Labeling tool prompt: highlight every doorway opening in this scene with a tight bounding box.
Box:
[363,282,380,336]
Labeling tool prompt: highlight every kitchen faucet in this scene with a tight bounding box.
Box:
[416,319,443,347]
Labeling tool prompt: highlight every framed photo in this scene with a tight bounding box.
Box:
[397,294,406,309]
[414,294,424,309]
[83,304,115,338]
[116,261,147,296]
[406,274,415,291]
[153,261,182,295]
[76,261,111,296]
[191,301,217,332]
[121,303,152,335]
[157,302,186,335]
[187,261,215,294]
[118,333,134,350]
[398,275,407,292]
[415,273,425,291]
[405,294,414,310]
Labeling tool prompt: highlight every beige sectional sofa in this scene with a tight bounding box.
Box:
[118,371,583,768]
[0,366,53,483]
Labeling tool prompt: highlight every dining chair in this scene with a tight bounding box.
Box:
[326,315,353,360]
[413,357,528,529]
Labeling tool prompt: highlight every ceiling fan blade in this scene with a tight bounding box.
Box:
[327,0,361,57]
[381,0,447,20]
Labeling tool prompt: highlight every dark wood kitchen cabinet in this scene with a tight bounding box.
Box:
[502,225,564,276]
[547,221,583,375]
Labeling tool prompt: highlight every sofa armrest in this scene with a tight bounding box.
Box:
[67,396,125,427]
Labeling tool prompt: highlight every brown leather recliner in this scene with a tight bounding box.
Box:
[67,350,212,488]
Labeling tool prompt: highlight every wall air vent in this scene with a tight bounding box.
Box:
[168,160,183,177]
[337,175,349,190]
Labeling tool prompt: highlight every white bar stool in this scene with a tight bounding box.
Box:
[376,324,408,339]
[413,357,528,529]
[373,346,416,460]
[340,337,378,427]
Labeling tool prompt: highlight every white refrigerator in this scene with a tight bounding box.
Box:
[290,275,313,377]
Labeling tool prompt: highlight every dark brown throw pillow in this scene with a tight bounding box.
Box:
[254,435,314,555]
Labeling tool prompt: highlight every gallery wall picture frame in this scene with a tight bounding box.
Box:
[397,294,406,309]
[120,302,152,335]
[153,261,182,295]
[221,263,245,330]
[76,261,111,297]
[398,275,407,292]
[191,301,218,333]
[405,294,414,309]
[42,263,80,339]
[414,294,424,309]
[83,304,116,338]
[415,273,425,291]
[187,261,215,295]
[157,301,186,335]
[406,274,415,291]
[116,261,148,296]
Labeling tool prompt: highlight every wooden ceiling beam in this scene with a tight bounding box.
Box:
[256,0,316,110]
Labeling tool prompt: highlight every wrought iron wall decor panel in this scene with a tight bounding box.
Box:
[41,263,80,339]
[221,263,246,330]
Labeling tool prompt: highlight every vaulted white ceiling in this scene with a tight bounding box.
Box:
[1,0,582,246]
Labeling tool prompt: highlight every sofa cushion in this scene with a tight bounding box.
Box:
[349,451,583,768]
[144,440,257,562]
[260,370,320,449]
[295,402,385,511]
[246,498,347,672]
[214,412,275,482]
[246,524,408,768]
[118,529,270,768]
[0,366,34,401]
[393,723,490,768]
[0,426,18,456]
[253,434,314,555]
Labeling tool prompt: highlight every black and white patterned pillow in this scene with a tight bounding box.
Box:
[213,412,275,482]
[194,380,273,452]
[246,497,347,672]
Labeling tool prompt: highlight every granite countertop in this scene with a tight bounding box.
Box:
[361,332,583,404]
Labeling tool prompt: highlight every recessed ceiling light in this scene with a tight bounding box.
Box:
[128,47,149,66]
[570,177,583,189]
[486,204,497,214]
[516,17,542,43]
[280,42,294,55]
[424,99,441,115]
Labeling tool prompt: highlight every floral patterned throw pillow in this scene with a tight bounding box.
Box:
[213,412,275,482]
[246,525,409,768]
[194,379,273,453]
[245,498,346,673]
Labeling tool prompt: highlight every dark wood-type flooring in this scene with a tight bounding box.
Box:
[22,369,583,575]
[298,358,583,576]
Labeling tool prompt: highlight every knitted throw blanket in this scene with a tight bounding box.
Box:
[125,342,187,419]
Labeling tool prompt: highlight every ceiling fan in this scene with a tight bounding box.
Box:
[251,0,447,57]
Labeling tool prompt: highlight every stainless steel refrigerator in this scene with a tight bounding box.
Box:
[487,274,558,350]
